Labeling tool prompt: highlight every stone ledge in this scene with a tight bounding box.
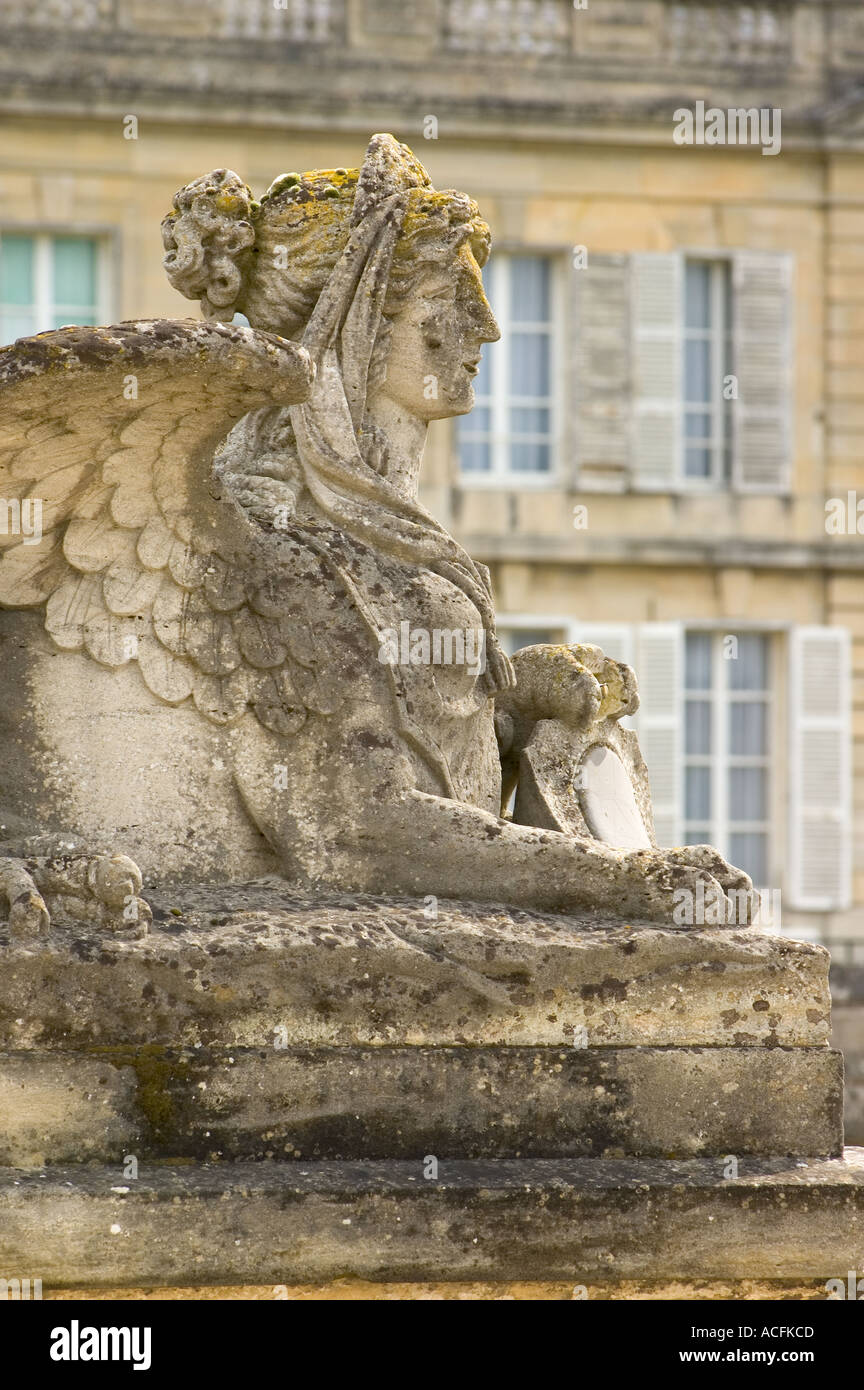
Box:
[2,1151,863,1286]
[41,1279,842,1301]
[0,1045,844,1167]
[0,883,831,1048]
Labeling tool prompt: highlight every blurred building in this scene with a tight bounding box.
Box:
[1,0,863,947]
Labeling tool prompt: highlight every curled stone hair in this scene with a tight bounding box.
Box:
[161,169,258,319]
[162,161,490,344]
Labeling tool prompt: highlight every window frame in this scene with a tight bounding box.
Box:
[681,254,733,490]
[573,247,792,497]
[682,628,775,889]
[0,228,113,342]
[457,248,565,488]
[496,614,570,654]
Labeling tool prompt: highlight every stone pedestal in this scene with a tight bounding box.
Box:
[0,883,859,1291]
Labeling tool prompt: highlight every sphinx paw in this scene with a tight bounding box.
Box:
[0,841,151,938]
[663,845,758,924]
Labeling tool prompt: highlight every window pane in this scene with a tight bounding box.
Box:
[685,410,710,440]
[500,628,562,655]
[684,337,711,402]
[510,406,550,435]
[509,441,550,473]
[683,827,712,846]
[53,237,97,306]
[723,263,733,327]
[685,261,712,330]
[685,446,712,478]
[459,440,491,473]
[685,766,711,820]
[729,832,767,887]
[510,257,549,321]
[685,633,712,690]
[729,702,767,756]
[473,350,492,397]
[729,767,766,819]
[53,312,97,329]
[0,235,34,306]
[0,312,36,342]
[458,407,490,434]
[685,699,712,754]
[728,634,769,690]
[510,332,549,397]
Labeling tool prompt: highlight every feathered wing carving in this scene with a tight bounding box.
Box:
[0,319,328,737]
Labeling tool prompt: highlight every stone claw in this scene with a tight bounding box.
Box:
[7,884,51,938]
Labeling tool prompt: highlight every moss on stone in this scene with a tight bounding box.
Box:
[87,1044,190,1145]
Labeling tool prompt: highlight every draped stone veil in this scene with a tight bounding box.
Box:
[285,141,515,707]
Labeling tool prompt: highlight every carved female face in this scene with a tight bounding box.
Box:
[378,242,500,421]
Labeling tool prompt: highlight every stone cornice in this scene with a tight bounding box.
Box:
[0,1,862,149]
[464,536,864,571]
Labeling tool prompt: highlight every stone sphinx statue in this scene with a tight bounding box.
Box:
[0,134,753,936]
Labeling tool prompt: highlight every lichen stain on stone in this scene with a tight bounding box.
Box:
[580,976,628,1003]
[87,1044,189,1144]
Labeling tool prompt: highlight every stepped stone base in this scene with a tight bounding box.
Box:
[0,884,832,1049]
[0,1044,843,1166]
[43,1279,842,1301]
[2,1153,863,1288]
[0,887,848,1291]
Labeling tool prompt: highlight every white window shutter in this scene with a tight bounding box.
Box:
[732,251,793,494]
[634,623,683,847]
[787,626,852,911]
[570,254,632,489]
[631,253,682,490]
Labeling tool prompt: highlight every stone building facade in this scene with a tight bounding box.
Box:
[0,0,863,945]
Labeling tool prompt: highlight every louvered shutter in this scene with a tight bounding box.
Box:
[633,623,683,847]
[732,251,792,493]
[570,255,632,488]
[787,626,851,910]
[631,253,683,490]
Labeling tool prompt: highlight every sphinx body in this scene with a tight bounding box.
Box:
[0,136,754,933]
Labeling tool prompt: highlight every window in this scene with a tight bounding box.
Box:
[458,254,558,479]
[573,249,791,493]
[498,625,565,656]
[491,618,852,911]
[683,631,772,887]
[0,233,103,344]
[683,259,732,484]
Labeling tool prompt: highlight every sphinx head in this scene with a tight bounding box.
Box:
[161,136,500,423]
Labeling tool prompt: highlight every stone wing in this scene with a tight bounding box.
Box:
[0,318,326,735]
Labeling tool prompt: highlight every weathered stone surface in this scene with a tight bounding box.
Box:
[0,1044,843,1166]
[0,1054,138,1168]
[42,1279,843,1302]
[0,886,831,1049]
[2,1152,862,1287]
